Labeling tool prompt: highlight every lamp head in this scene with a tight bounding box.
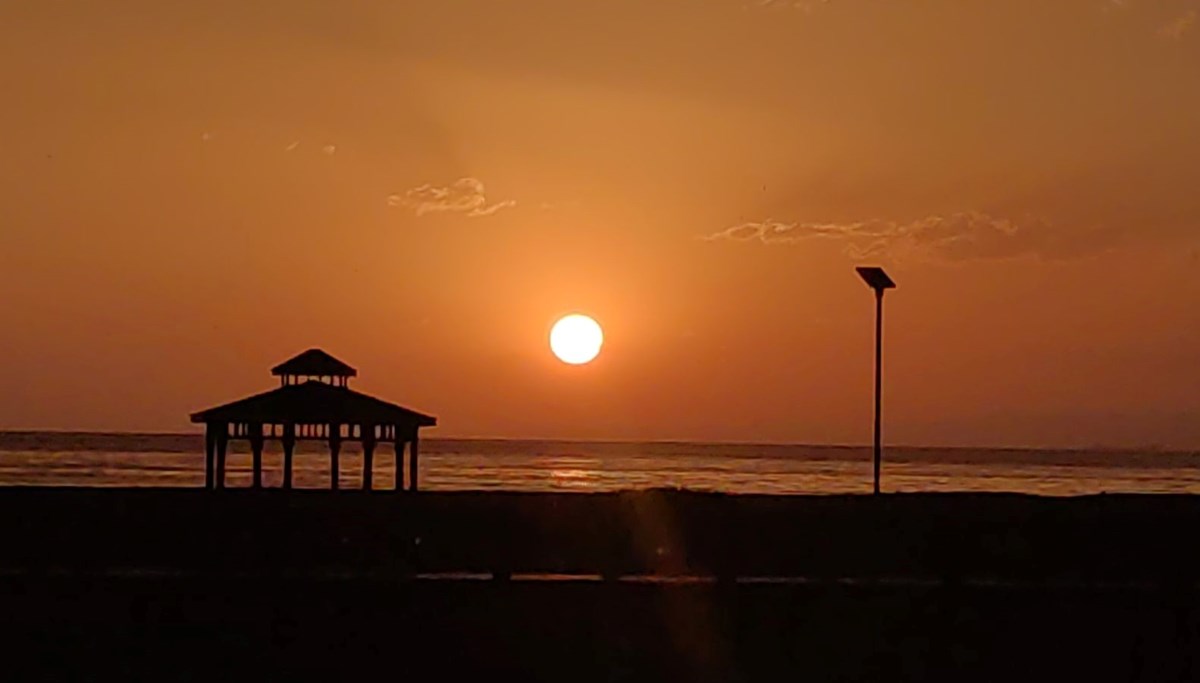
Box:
[856,266,896,292]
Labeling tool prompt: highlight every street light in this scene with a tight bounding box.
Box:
[855,266,896,495]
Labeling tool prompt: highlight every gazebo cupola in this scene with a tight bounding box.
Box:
[272,348,357,387]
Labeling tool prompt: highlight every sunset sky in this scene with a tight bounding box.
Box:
[2,0,1198,448]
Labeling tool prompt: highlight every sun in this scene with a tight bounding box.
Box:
[549,314,604,365]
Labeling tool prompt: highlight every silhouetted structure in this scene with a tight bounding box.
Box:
[855,266,896,495]
[190,349,436,491]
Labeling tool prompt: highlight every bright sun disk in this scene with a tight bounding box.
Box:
[550,315,603,365]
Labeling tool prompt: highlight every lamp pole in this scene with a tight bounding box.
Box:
[855,267,896,495]
[872,288,884,495]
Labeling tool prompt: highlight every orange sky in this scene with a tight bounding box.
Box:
[2,0,1199,448]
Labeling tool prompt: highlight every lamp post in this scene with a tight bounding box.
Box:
[855,266,896,495]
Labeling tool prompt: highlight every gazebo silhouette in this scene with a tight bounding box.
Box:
[190,349,436,491]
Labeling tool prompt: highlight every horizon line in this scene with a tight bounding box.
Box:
[0,429,1194,455]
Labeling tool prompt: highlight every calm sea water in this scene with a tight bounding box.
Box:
[1,432,1198,496]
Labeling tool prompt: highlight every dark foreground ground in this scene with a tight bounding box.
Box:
[5,575,1198,681]
[1,488,1199,681]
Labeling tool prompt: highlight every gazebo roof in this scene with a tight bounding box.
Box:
[190,381,436,427]
[271,349,357,378]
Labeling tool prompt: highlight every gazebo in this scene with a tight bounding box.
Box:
[190,349,437,491]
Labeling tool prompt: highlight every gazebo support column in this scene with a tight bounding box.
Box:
[409,432,420,492]
[282,423,296,490]
[394,437,406,492]
[362,425,376,491]
[204,425,215,490]
[215,427,228,490]
[329,425,342,491]
[250,423,264,489]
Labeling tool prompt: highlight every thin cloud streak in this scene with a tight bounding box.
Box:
[388,177,517,218]
[746,0,831,11]
[703,211,1089,261]
[1160,9,1197,40]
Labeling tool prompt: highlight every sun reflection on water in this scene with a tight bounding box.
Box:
[549,466,598,489]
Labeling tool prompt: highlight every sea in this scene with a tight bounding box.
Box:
[1,431,1198,495]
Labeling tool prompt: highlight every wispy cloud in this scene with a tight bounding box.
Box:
[1160,9,1197,40]
[1105,0,1197,39]
[702,211,1098,261]
[745,0,831,11]
[388,177,516,218]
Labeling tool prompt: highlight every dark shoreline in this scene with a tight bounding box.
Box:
[2,488,1198,680]
[3,487,1199,580]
